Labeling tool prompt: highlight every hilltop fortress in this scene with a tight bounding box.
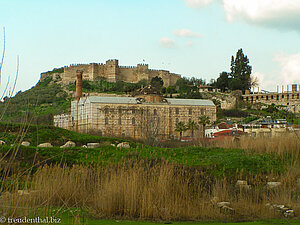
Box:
[40,59,181,86]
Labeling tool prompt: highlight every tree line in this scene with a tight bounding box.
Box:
[213,48,253,93]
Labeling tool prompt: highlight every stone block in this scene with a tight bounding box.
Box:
[38,143,53,148]
[267,182,281,189]
[117,142,130,149]
[87,143,100,148]
[21,141,30,147]
[60,141,76,148]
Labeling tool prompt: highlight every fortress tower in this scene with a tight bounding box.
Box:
[105,59,119,82]
[136,64,149,81]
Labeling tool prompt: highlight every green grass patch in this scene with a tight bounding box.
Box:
[0,122,132,146]
[0,142,284,178]
[0,123,288,178]
[31,207,300,225]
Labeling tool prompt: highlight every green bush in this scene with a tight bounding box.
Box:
[222,109,249,117]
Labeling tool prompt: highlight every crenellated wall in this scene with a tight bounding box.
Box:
[42,59,181,86]
[242,85,300,113]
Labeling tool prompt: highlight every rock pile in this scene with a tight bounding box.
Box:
[265,203,295,218]
[211,197,235,215]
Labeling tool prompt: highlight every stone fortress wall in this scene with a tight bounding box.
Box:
[242,84,300,113]
[41,59,181,87]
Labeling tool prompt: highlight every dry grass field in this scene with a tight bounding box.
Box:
[1,133,299,223]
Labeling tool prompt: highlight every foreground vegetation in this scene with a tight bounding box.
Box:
[0,123,299,224]
[1,160,299,222]
[0,123,296,176]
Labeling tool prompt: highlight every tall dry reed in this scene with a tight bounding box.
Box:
[211,133,300,157]
[1,160,298,222]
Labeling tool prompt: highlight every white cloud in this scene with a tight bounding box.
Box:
[159,37,175,48]
[251,72,278,92]
[182,0,215,9]
[183,0,300,31]
[274,52,300,85]
[185,40,195,47]
[173,29,202,38]
[252,52,300,91]
[223,0,300,30]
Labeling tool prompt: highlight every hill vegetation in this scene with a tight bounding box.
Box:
[0,76,70,125]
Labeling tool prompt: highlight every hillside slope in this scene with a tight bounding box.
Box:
[0,76,71,124]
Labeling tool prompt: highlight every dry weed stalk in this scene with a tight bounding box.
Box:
[1,160,297,222]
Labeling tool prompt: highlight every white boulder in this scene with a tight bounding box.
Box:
[21,141,30,147]
[216,202,230,208]
[60,141,76,148]
[87,143,100,148]
[117,142,130,149]
[267,182,281,189]
[236,180,248,186]
[37,143,53,148]
[236,180,251,189]
[0,140,6,145]
[284,209,295,218]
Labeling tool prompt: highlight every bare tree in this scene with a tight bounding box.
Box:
[250,74,259,89]
[140,107,161,145]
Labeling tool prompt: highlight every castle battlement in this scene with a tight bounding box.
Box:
[119,66,136,69]
[106,59,119,64]
[64,63,89,68]
[41,59,181,87]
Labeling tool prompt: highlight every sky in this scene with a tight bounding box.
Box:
[0,0,300,96]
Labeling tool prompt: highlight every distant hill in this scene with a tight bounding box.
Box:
[0,76,70,125]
